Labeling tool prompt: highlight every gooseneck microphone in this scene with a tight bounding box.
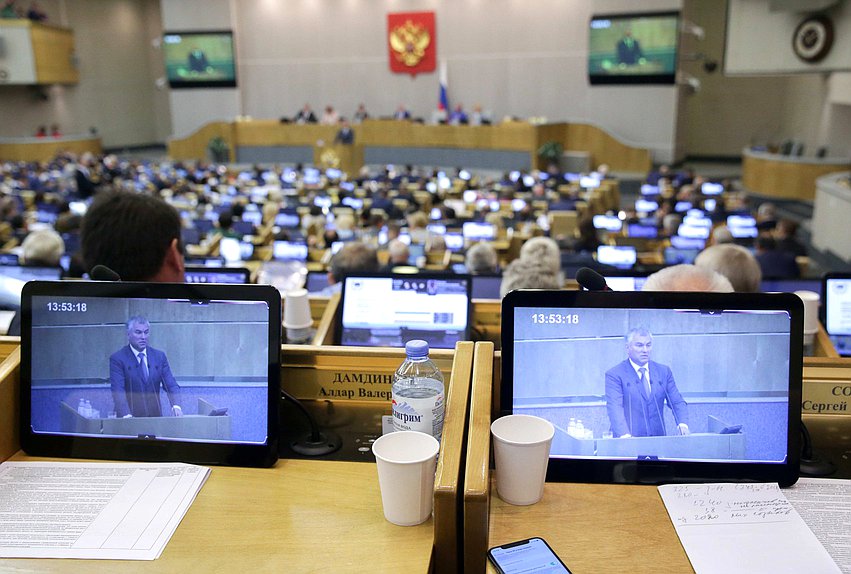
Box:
[575,267,612,292]
[281,389,341,456]
[90,265,121,282]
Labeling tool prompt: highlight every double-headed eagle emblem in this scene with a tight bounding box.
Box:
[389,19,431,67]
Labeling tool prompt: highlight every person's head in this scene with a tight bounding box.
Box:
[327,241,379,284]
[387,239,410,265]
[641,264,733,292]
[81,191,184,282]
[406,211,428,230]
[519,236,560,272]
[695,244,762,292]
[126,316,150,352]
[755,235,777,253]
[774,218,798,240]
[465,242,499,274]
[710,225,734,245]
[757,202,776,222]
[625,326,652,367]
[499,258,562,297]
[21,228,64,266]
[661,213,682,237]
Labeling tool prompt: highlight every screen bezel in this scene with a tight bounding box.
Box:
[20,281,280,467]
[162,29,238,89]
[588,10,680,86]
[500,289,803,486]
[336,272,473,349]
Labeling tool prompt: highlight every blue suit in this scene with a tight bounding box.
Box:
[605,359,688,438]
[110,345,181,418]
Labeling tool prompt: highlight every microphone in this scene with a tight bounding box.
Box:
[91,265,121,282]
[280,389,341,456]
[576,267,612,292]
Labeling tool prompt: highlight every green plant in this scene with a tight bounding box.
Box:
[207,136,230,163]
[537,140,563,166]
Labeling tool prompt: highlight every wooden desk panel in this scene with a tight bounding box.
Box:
[486,481,692,574]
[1,454,434,573]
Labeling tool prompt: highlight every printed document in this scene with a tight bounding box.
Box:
[786,478,851,573]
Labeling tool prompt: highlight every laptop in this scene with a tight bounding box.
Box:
[823,273,851,357]
[501,289,803,486]
[338,273,472,349]
[20,281,281,467]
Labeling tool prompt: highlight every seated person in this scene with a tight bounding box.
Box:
[317,242,379,296]
[694,244,761,293]
[641,264,733,292]
[20,228,64,267]
[465,242,499,275]
[754,235,800,279]
[382,239,411,272]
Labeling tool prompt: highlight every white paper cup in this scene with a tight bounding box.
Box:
[491,415,554,505]
[795,290,820,337]
[283,288,312,330]
[372,431,439,526]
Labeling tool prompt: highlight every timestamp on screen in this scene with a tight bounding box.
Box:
[45,302,87,312]
[531,313,579,325]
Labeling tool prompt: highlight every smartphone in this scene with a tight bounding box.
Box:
[487,537,572,574]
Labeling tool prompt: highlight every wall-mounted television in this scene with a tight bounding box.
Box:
[163,30,237,89]
[588,11,679,85]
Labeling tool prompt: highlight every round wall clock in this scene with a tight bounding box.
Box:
[792,15,834,63]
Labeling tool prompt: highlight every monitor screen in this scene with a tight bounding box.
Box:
[627,223,658,238]
[728,215,756,228]
[444,233,465,252]
[677,224,711,240]
[184,267,250,284]
[219,237,253,263]
[272,241,308,262]
[635,199,659,213]
[162,30,237,89]
[0,253,20,266]
[664,247,701,265]
[603,274,649,292]
[670,235,706,250]
[304,271,330,293]
[592,215,623,232]
[242,211,262,226]
[640,184,659,196]
[588,11,679,85]
[462,222,496,241]
[0,265,62,283]
[471,275,503,299]
[824,275,851,356]
[597,245,636,269]
[275,211,300,228]
[701,182,725,195]
[339,275,472,349]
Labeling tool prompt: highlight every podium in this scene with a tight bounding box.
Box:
[313,143,364,176]
[552,429,746,460]
[59,400,231,441]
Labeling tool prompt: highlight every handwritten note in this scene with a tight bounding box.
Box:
[658,483,841,574]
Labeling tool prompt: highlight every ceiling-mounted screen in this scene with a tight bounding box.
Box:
[588,11,680,85]
[163,30,237,89]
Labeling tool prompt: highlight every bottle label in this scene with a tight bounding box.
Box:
[391,393,445,440]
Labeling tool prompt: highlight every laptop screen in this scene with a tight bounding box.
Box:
[339,274,472,349]
[21,281,280,467]
[501,290,802,485]
[184,266,250,284]
[824,274,851,356]
[0,265,63,282]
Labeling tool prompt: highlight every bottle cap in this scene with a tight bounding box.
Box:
[405,339,429,358]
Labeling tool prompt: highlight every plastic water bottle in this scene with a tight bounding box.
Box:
[391,340,445,441]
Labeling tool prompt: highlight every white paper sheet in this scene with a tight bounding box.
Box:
[658,482,841,574]
[0,461,210,560]
[786,478,851,573]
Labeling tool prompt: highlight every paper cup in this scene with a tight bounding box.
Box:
[795,290,820,341]
[283,288,312,330]
[491,415,554,505]
[372,431,439,526]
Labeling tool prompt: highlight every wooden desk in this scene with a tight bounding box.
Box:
[742,147,848,201]
[487,481,692,574]
[1,453,435,573]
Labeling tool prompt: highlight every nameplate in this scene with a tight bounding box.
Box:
[282,366,449,402]
[802,380,851,415]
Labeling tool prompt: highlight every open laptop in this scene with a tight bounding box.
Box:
[20,281,281,467]
[501,289,803,486]
[823,272,851,357]
[338,273,472,349]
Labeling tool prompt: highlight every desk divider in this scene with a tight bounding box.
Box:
[0,347,20,462]
[463,341,495,574]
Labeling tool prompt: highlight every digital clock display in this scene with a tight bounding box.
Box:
[45,302,87,312]
[531,313,579,325]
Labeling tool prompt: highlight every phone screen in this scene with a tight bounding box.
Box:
[487,537,572,574]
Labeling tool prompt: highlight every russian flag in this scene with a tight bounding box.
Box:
[438,60,449,111]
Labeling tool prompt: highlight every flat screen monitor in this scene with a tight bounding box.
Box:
[194,219,215,234]
[501,290,803,486]
[760,278,821,298]
[275,211,300,228]
[338,274,472,349]
[181,227,203,246]
[597,245,636,269]
[640,184,659,196]
[184,266,250,284]
[471,274,503,299]
[677,224,710,240]
[635,199,659,213]
[729,225,758,239]
[444,233,465,252]
[0,253,20,266]
[579,176,601,189]
[670,235,706,250]
[728,215,757,228]
[702,182,724,195]
[627,223,658,238]
[664,247,701,265]
[20,281,280,467]
[823,273,851,357]
[592,215,623,232]
[305,271,330,293]
[242,211,262,226]
[185,256,225,268]
[588,11,679,85]
[602,272,650,292]
[272,241,308,262]
[463,222,496,241]
[231,220,254,236]
[162,30,237,89]
[0,265,62,283]
[219,237,253,263]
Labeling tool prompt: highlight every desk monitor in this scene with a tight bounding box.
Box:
[602,271,651,292]
[219,237,254,263]
[305,270,330,293]
[627,223,658,238]
[185,256,226,268]
[21,281,281,467]
[596,245,636,269]
[471,274,503,299]
[823,273,851,357]
[463,222,497,241]
[338,273,472,349]
[273,240,309,262]
[444,232,465,252]
[592,215,622,233]
[761,278,821,298]
[0,253,20,266]
[0,265,63,283]
[501,289,803,486]
[184,266,250,284]
[664,247,701,265]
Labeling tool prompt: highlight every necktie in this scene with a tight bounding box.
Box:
[139,352,149,380]
[639,367,650,398]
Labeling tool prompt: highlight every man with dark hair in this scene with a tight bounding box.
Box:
[605,326,689,438]
[81,191,185,281]
[318,241,379,296]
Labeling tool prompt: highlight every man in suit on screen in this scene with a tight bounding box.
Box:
[605,326,689,438]
[110,316,182,418]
